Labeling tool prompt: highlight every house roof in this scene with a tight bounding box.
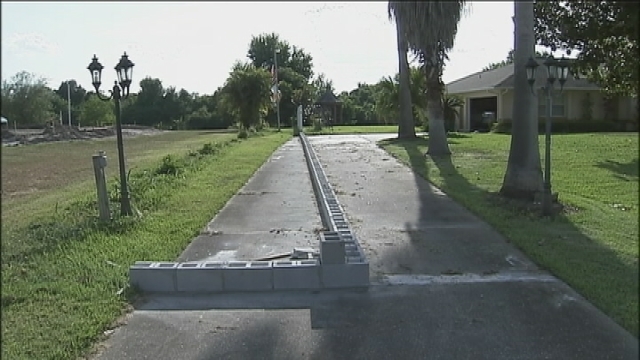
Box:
[446,59,600,95]
[315,87,341,105]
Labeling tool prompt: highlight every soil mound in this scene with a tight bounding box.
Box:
[2,124,159,147]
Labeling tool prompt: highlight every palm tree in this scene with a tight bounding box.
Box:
[221,62,272,131]
[388,1,467,155]
[443,94,463,132]
[500,1,543,200]
[391,18,416,138]
[374,76,400,124]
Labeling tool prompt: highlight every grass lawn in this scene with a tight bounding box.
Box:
[1,130,291,359]
[303,124,421,135]
[380,133,639,336]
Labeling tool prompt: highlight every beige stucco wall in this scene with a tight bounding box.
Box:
[566,91,637,121]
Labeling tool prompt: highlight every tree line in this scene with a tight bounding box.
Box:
[1,32,462,131]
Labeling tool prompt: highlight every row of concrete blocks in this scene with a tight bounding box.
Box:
[129,258,369,293]
[299,134,353,235]
[299,134,369,270]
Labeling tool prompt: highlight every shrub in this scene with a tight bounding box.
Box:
[198,142,216,155]
[156,155,184,176]
[237,128,249,139]
[491,118,630,134]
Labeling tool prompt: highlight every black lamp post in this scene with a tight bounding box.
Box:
[525,55,569,217]
[87,53,135,216]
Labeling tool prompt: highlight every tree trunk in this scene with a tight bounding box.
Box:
[500,0,542,200]
[395,20,416,139]
[425,66,451,156]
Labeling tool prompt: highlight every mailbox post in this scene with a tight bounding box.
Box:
[92,151,111,221]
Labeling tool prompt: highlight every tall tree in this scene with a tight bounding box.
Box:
[247,33,315,127]
[132,77,165,126]
[500,1,543,200]
[55,80,87,125]
[1,71,55,126]
[80,95,115,126]
[221,62,271,130]
[55,80,86,107]
[392,15,416,138]
[482,49,551,72]
[247,33,314,81]
[534,1,639,96]
[388,1,467,155]
[375,76,400,124]
[311,73,335,99]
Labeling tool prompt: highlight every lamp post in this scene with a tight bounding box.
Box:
[87,53,135,216]
[525,55,569,217]
[274,47,281,131]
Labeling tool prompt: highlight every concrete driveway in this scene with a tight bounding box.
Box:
[93,134,638,360]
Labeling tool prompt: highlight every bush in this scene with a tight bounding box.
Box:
[491,118,633,134]
[156,155,185,176]
[198,142,216,155]
[237,128,249,139]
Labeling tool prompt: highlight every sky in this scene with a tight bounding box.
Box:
[1,1,551,95]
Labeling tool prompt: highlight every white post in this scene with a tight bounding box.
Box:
[92,151,111,221]
[297,105,303,134]
[67,81,72,127]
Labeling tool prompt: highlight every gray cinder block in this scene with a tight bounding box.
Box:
[223,261,273,292]
[175,262,225,292]
[321,262,369,288]
[129,262,177,292]
[273,260,321,290]
[320,232,345,265]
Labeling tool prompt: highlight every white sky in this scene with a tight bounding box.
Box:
[1,1,550,95]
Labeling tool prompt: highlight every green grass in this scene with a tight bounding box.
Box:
[303,124,420,135]
[1,131,291,359]
[380,133,639,336]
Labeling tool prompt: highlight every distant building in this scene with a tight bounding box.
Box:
[446,60,638,132]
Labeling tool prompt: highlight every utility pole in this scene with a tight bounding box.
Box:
[67,80,72,127]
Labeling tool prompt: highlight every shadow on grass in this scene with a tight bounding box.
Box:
[384,136,638,336]
[595,158,638,179]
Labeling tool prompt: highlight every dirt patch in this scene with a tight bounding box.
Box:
[2,125,162,147]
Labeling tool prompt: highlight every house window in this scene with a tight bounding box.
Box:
[538,90,566,117]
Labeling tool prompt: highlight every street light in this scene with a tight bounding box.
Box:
[525,54,569,217]
[87,53,135,216]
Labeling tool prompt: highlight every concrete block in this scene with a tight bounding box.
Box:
[176,262,225,292]
[320,232,345,264]
[321,262,369,288]
[273,260,321,290]
[223,261,273,292]
[129,262,177,292]
[346,255,365,264]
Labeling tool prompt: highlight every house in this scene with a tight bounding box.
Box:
[445,59,638,132]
